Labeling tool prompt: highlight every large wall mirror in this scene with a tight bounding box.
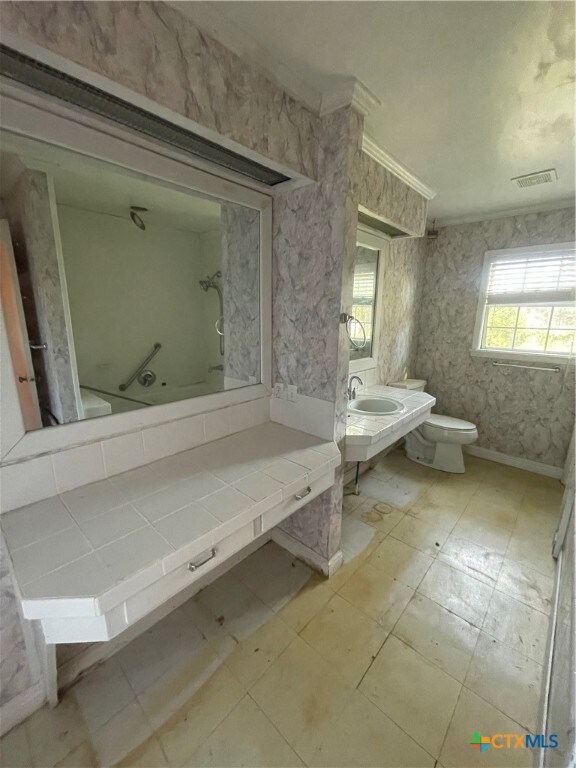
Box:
[0,131,264,430]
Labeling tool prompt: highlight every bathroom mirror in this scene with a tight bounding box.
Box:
[0,131,262,429]
[349,245,379,361]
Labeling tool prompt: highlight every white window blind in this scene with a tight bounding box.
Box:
[473,242,576,360]
[353,263,377,303]
[486,246,575,306]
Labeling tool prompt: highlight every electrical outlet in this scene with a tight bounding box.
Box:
[273,383,284,399]
[287,384,298,403]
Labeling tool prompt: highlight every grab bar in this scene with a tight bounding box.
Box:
[119,343,161,391]
[492,361,561,373]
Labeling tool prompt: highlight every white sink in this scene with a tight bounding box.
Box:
[348,396,405,415]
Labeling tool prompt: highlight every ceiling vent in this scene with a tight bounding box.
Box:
[0,44,290,187]
[511,169,558,189]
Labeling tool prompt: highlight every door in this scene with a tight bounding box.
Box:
[0,219,42,431]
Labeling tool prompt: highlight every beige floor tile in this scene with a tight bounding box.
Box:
[423,478,479,509]
[359,636,461,757]
[459,495,519,533]
[440,688,535,768]
[506,532,556,579]
[250,636,352,763]
[231,542,312,611]
[438,534,503,586]
[451,515,512,555]
[114,737,168,767]
[71,656,135,734]
[393,594,480,682]
[196,571,275,641]
[338,562,414,631]
[116,606,208,695]
[136,643,222,730]
[496,560,554,615]
[278,573,333,632]
[55,742,99,768]
[25,696,88,768]
[483,590,550,664]
[464,632,543,732]
[157,665,244,767]
[308,689,435,768]
[390,515,450,556]
[225,616,296,687]
[187,695,303,767]
[359,474,424,510]
[351,499,406,535]
[0,724,32,768]
[301,593,388,685]
[326,529,385,593]
[418,560,493,627]
[408,500,464,532]
[342,489,369,515]
[514,505,560,542]
[368,535,433,588]
[91,701,153,768]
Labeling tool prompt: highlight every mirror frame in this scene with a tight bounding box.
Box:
[349,222,388,375]
[0,80,272,463]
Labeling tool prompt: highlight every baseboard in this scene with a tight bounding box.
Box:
[464,446,563,479]
[271,528,343,576]
[0,681,46,736]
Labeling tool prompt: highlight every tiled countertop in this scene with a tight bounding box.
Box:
[346,385,435,447]
[1,423,339,617]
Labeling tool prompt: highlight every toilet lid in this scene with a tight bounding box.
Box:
[425,414,476,431]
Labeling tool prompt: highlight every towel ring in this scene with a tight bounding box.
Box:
[340,312,367,349]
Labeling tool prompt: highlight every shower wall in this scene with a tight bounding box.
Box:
[58,205,220,397]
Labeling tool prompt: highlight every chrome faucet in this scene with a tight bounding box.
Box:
[347,375,363,400]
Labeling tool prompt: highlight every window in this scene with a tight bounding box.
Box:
[350,246,379,360]
[473,242,576,361]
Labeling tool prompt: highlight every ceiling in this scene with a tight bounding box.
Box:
[175,1,575,224]
[0,135,222,234]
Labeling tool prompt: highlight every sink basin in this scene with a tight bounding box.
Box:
[348,397,405,415]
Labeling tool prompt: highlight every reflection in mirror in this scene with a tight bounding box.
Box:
[349,245,379,360]
[0,132,261,429]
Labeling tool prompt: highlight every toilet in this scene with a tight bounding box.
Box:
[389,379,478,473]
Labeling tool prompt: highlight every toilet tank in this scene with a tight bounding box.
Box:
[388,378,426,392]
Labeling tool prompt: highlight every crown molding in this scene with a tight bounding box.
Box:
[433,198,576,227]
[362,134,437,200]
[320,77,381,117]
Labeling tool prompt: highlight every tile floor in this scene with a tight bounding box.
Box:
[0,451,562,768]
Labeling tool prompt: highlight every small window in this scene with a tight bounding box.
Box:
[350,246,378,360]
[473,242,576,361]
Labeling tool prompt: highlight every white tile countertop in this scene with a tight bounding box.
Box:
[345,385,435,462]
[1,423,339,637]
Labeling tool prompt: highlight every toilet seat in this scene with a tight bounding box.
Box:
[424,414,476,432]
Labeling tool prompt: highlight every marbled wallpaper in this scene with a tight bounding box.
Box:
[376,236,427,385]
[4,170,81,425]
[221,204,261,385]
[0,537,34,706]
[359,152,427,236]
[416,208,576,468]
[275,106,364,561]
[0,1,320,180]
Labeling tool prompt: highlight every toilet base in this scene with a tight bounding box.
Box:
[405,431,466,473]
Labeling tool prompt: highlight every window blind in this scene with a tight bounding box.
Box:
[486,247,576,306]
[353,263,377,304]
